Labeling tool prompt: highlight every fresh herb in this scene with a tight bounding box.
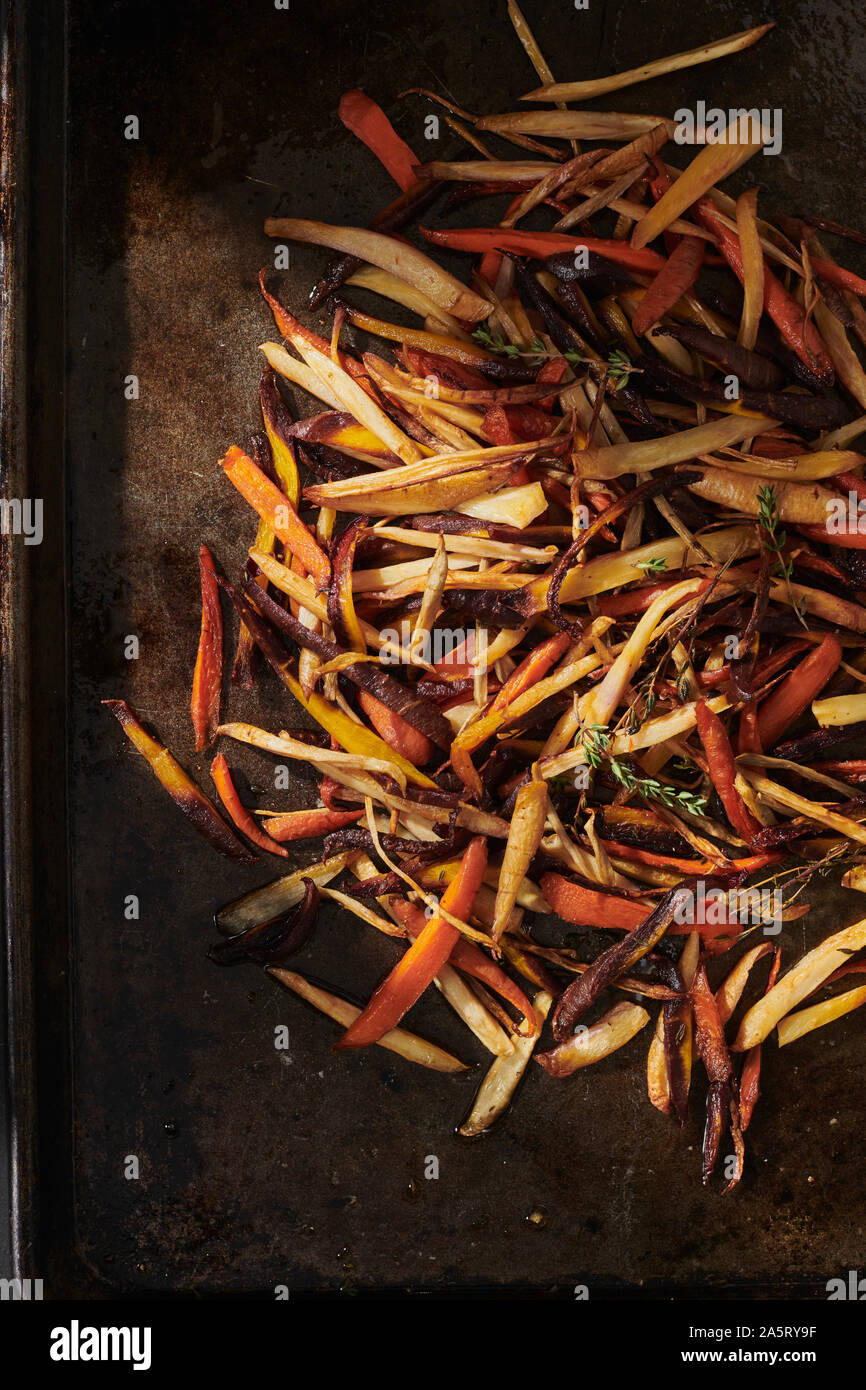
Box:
[757,484,792,581]
[635,555,668,577]
[606,347,637,393]
[757,482,807,626]
[471,326,530,358]
[471,327,640,392]
[676,668,693,703]
[579,723,708,816]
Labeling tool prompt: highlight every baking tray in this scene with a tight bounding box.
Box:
[3,0,866,1299]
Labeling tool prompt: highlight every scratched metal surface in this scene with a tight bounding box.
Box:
[19,0,866,1295]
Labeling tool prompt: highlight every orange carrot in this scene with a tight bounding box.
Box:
[387,897,536,1035]
[220,445,331,588]
[450,630,572,797]
[695,699,762,843]
[598,842,777,877]
[358,690,434,766]
[540,873,745,940]
[210,755,291,857]
[420,225,666,274]
[338,89,420,193]
[335,836,489,1049]
[259,271,369,384]
[738,700,763,755]
[255,805,364,842]
[798,523,866,549]
[755,633,842,749]
[811,257,866,299]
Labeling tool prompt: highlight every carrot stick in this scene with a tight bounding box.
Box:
[599,842,777,877]
[191,544,223,751]
[338,89,420,192]
[420,225,666,274]
[541,872,751,940]
[695,699,762,842]
[696,198,834,382]
[386,897,536,1035]
[220,446,331,588]
[357,690,434,766]
[739,947,781,1131]
[631,135,764,250]
[259,272,369,384]
[450,630,571,796]
[737,701,763,755]
[631,236,705,336]
[735,187,763,350]
[811,257,866,299]
[210,755,292,857]
[334,836,489,1049]
[263,806,365,840]
[797,523,866,550]
[755,633,842,749]
[104,700,256,864]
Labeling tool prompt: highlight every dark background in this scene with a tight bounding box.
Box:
[3,0,866,1297]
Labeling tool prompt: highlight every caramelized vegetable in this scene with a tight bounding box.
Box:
[190,544,223,751]
[104,700,256,865]
[110,11,866,1190]
[335,836,489,1049]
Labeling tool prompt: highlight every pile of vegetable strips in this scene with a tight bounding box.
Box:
[108,10,866,1189]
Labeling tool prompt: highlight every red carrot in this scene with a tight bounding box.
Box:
[191,544,223,751]
[631,236,705,336]
[420,225,666,274]
[695,699,762,843]
[696,197,834,383]
[338,90,420,193]
[755,634,842,748]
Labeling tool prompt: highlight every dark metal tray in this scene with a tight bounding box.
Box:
[4,0,866,1298]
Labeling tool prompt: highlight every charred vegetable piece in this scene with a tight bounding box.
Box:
[104,700,256,865]
[688,961,742,1188]
[537,1001,649,1078]
[244,578,452,752]
[696,198,834,384]
[327,515,367,653]
[650,323,783,390]
[190,544,223,751]
[208,878,320,964]
[551,883,695,1040]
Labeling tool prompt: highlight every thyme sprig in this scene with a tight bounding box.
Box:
[580,723,708,817]
[635,555,668,577]
[472,326,640,391]
[757,482,808,626]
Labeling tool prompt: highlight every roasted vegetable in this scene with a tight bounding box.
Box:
[108,11,866,1192]
[105,700,256,865]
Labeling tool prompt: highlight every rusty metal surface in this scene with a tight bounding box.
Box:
[7,0,866,1296]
